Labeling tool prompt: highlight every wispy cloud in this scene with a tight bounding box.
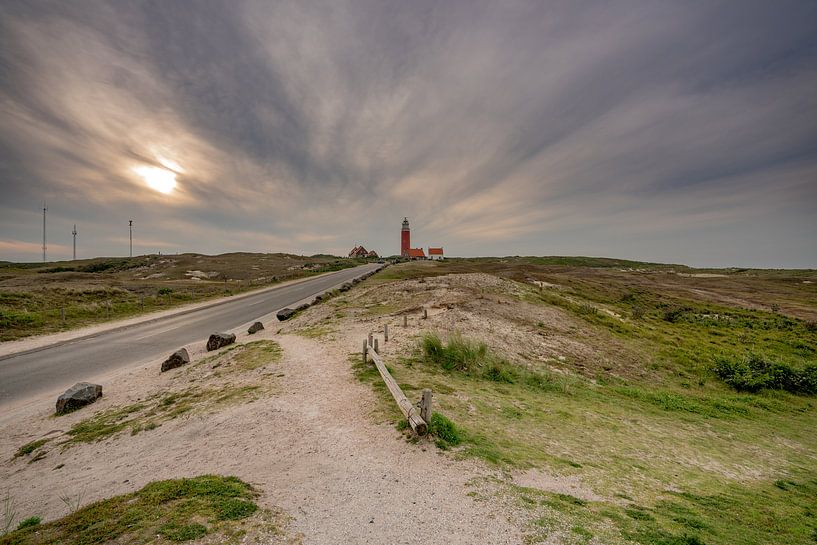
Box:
[1,1,815,267]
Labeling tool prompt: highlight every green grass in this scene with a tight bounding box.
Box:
[428,412,462,450]
[0,475,263,545]
[419,332,566,392]
[14,439,50,459]
[352,261,817,543]
[355,328,816,544]
[15,518,41,531]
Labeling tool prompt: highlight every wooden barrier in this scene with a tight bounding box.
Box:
[365,338,428,435]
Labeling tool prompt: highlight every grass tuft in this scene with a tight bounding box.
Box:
[428,412,462,450]
[14,439,50,459]
[15,517,40,531]
[419,333,562,391]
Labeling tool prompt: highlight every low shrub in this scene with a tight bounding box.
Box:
[663,306,690,323]
[713,353,817,395]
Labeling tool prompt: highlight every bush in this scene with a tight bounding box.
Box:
[713,353,817,395]
[158,287,173,296]
[663,306,689,323]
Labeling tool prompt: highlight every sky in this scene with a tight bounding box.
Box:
[1,1,816,268]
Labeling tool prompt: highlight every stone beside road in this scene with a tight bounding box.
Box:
[277,308,296,321]
[56,382,102,414]
[248,321,264,334]
[160,348,190,372]
[206,332,236,351]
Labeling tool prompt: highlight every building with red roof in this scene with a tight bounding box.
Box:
[399,218,445,260]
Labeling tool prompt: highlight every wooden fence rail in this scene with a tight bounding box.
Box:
[365,336,428,436]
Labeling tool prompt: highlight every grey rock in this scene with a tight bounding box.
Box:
[206,332,236,351]
[161,348,190,372]
[296,303,310,312]
[339,282,353,292]
[277,308,296,321]
[248,321,264,334]
[56,382,102,415]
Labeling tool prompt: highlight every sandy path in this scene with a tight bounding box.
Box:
[0,331,520,544]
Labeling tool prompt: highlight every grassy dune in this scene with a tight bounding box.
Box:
[352,258,817,545]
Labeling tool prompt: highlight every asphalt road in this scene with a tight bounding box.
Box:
[0,263,381,408]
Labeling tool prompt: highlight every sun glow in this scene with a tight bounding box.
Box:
[134,166,177,194]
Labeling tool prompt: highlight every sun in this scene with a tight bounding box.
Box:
[134,165,177,194]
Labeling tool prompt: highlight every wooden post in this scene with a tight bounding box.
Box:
[368,348,427,435]
[384,324,389,342]
[140,297,144,310]
[420,389,432,423]
[363,339,368,364]
[403,315,408,327]
[60,308,65,323]
[423,308,428,320]
[374,338,379,354]
[368,333,373,347]
[106,302,110,318]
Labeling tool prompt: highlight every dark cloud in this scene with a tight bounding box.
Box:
[1,0,816,266]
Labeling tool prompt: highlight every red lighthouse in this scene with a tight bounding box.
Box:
[401,217,410,257]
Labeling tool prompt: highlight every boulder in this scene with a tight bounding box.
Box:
[56,382,102,415]
[296,303,310,312]
[248,321,264,334]
[161,348,190,372]
[206,332,236,351]
[339,282,353,292]
[276,308,296,321]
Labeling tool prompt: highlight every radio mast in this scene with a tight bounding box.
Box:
[42,202,47,262]
[72,224,77,260]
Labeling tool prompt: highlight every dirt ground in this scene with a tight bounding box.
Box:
[0,324,523,543]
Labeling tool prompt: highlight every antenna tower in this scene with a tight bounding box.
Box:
[129,220,133,257]
[72,224,77,260]
[42,202,47,262]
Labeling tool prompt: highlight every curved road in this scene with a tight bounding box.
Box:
[0,263,381,409]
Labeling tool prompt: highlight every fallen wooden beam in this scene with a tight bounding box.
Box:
[366,339,428,436]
